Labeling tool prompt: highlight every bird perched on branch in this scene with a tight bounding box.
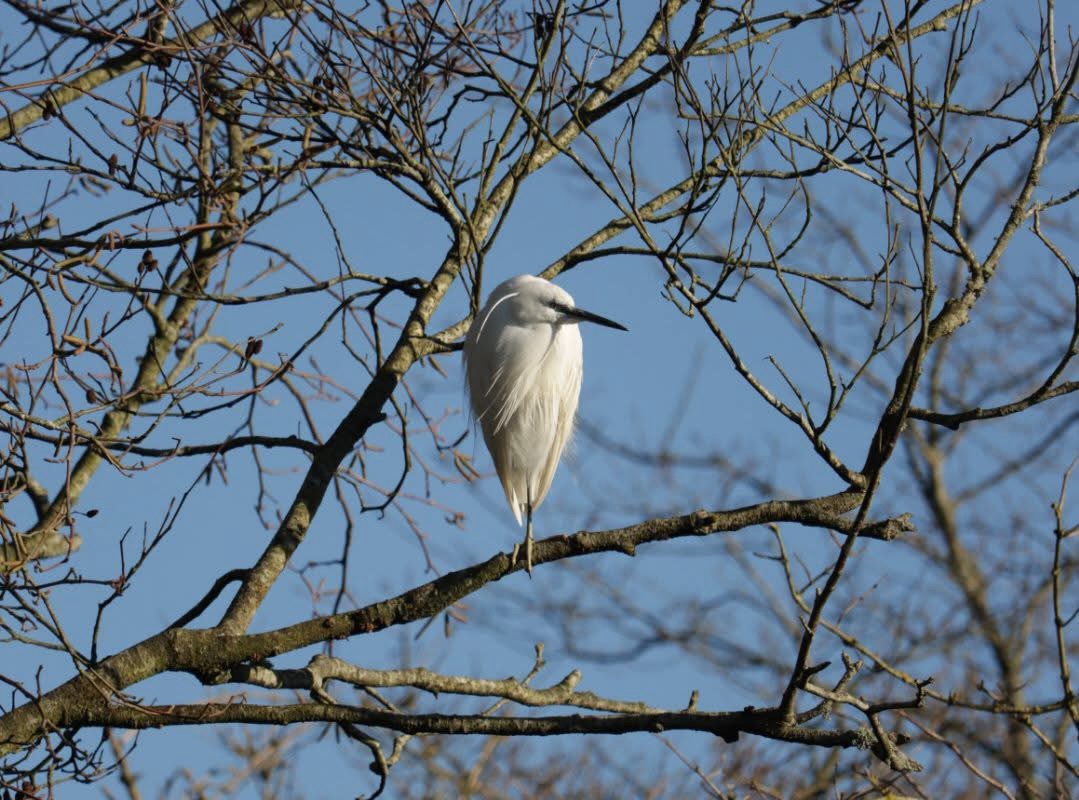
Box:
[463,274,627,575]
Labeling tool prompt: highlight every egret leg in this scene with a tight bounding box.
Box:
[524,500,534,577]
[510,494,535,577]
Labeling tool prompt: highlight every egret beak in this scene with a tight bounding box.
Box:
[552,302,628,331]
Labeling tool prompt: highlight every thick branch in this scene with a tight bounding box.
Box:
[77,700,917,770]
[221,490,904,663]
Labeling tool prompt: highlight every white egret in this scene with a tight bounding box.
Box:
[463,274,628,575]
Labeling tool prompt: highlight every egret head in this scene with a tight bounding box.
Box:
[493,274,628,331]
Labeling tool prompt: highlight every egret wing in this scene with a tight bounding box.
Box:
[464,305,556,523]
[528,337,582,512]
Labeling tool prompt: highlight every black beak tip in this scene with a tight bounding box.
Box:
[557,302,628,332]
[588,313,628,332]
